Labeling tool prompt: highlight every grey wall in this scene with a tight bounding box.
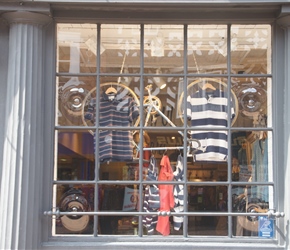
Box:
[0,18,9,189]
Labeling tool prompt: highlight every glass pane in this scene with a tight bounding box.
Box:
[232,185,271,210]
[99,185,141,235]
[231,25,271,74]
[184,77,237,127]
[54,184,94,235]
[232,77,271,128]
[143,78,184,127]
[232,215,259,237]
[100,216,138,235]
[54,23,275,239]
[188,129,230,163]
[100,24,141,74]
[142,147,185,236]
[231,131,272,183]
[57,76,96,126]
[188,25,228,74]
[144,25,184,74]
[56,130,95,181]
[188,162,227,182]
[188,216,228,236]
[57,24,97,73]
[188,186,227,212]
[232,186,272,237]
[96,78,140,128]
[97,128,136,164]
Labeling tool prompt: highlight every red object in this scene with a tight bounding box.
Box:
[156,155,174,236]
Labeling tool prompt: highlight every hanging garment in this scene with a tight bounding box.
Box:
[186,87,235,162]
[173,155,184,230]
[156,155,174,236]
[143,155,159,235]
[250,137,268,202]
[85,92,139,162]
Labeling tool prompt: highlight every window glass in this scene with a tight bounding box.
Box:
[101,24,141,74]
[57,76,96,126]
[55,130,95,181]
[144,25,184,74]
[57,24,97,73]
[232,77,271,128]
[54,23,273,238]
[231,25,271,74]
[188,25,228,74]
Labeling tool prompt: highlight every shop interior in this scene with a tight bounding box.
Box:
[54,24,270,236]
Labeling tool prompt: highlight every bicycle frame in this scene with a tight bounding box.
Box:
[134,84,201,157]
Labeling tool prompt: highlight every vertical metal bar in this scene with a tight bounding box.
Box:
[183,24,189,238]
[227,23,233,238]
[138,23,145,237]
[93,23,101,237]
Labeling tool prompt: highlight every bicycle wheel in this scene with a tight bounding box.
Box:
[177,78,238,126]
[81,82,140,135]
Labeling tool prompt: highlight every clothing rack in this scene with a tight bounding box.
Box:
[135,138,201,157]
[142,146,184,151]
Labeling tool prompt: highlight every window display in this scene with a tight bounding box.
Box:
[54,23,274,238]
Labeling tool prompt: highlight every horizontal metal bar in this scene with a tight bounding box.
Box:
[44,210,284,218]
[52,180,275,186]
[54,126,274,131]
[142,146,184,151]
[55,72,273,78]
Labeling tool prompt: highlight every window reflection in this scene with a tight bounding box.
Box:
[55,184,94,234]
[231,25,271,74]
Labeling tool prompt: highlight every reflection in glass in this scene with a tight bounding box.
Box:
[231,131,271,184]
[57,24,97,73]
[57,77,96,126]
[231,77,271,128]
[144,25,184,74]
[54,184,94,235]
[143,79,183,127]
[231,25,271,74]
[188,25,228,74]
[232,185,270,237]
[100,24,141,74]
[233,215,259,237]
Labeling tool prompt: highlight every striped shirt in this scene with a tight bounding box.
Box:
[173,155,184,231]
[143,156,159,235]
[86,92,139,162]
[186,87,235,162]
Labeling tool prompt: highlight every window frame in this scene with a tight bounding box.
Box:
[44,6,288,249]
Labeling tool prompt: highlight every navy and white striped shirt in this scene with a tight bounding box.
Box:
[86,92,139,162]
[173,155,184,231]
[186,87,235,162]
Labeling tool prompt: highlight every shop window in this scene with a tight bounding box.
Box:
[53,23,273,238]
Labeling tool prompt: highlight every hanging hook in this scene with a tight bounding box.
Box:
[163,147,168,155]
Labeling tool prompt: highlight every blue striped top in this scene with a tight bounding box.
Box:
[86,92,139,162]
